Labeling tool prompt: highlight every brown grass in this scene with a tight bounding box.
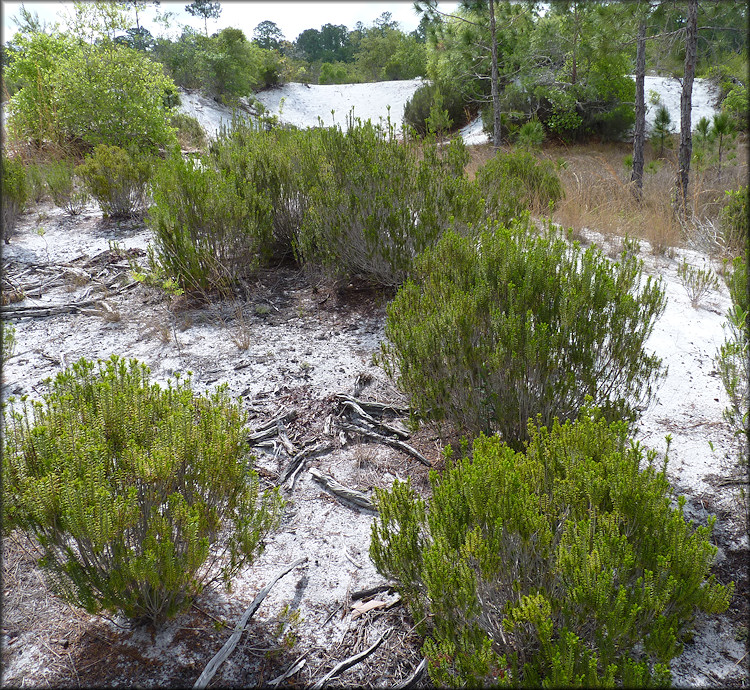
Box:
[465,135,748,257]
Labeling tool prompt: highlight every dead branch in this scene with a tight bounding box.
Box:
[0,282,139,319]
[309,629,391,690]
[279,441,334,486]
[335,420,431,467]
[337,398,410,440]
[268,655,307,687]
[351,584,393,601]
[309,468,375,510]
[334,393,410,417]
[393,658,427,689]
[277,420,298,456]
[193,557,308,689]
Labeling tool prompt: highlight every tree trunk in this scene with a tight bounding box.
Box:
[489,0,501,149]
[630,17,647,201]
[676,0,698,216]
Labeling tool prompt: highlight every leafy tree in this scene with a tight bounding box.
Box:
[185,0,221,36]
[354,26,426,81]
[253,19,284,50]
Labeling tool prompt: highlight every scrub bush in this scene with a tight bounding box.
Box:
[403,81,467,136]
[716,256,749,465]
[720,186,748,257]
[46,160,89,215]
[148,151,273,292]
[171,112,207,150]
[677,260,719,309]
[371,409,733,687]
[475,150,563,225]
[297,118,482,286]
[2,355,284,625]
[77,145,151,218]
[381,220,666,446]
[2,155,28,243]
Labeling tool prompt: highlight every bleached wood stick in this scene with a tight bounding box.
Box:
[278,441,333,485]
[334,393,410,416]
[309,630,390,690]
[277,420,298,455]
[309,468,375,510]
[193,557,308,689]
[268,655,306,687]
[338,399,410,439]
[335,420,431,467]
[392,658,427,689]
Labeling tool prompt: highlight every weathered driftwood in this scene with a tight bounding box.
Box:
[309,468,375,510]
[309,630,391,690]
[335,420,431,467]
[193,557,308,689]
[337,399,410,440]
[268,655,306,687]
[252,409,298,434]
[0,281,138,319]
[334,393,410,417]
[393,658,427,689]
[276,420,298,456]
[278,441,333,486]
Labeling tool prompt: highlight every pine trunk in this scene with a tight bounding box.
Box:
[630,18,647,201]
[676,0,698,215]
[489,0,501,149]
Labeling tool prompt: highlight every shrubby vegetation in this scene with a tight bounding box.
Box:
[45,159,89,215]
[2,355,284,625]
[77,145,152,218]
[1,154,28,243]
[371,408,733,687]
[381,220,666,446]
[475,150,563,225]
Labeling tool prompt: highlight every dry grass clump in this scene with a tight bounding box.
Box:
[464,136,748,257]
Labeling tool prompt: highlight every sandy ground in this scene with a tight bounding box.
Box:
[1,79,747,688]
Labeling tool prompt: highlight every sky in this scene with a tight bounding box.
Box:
[1,1,461,44]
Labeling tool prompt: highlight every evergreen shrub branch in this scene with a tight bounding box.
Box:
[381,218,667,446]
[676,259,719,308]
[370,408,733,687]
[2,355,284,625]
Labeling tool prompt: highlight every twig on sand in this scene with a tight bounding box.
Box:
[309,468,375,510]
[268,655,307,687]
[392,658,427,689]
[193,557,308,689]
[309,629,391,690]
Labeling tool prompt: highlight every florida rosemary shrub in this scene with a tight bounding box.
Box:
[720,186,748,257]
[475,149,563,225]
[46,159,89,216]
[77,145,152,218]
[370,409,733,687]
[2,154,28,243]
[207,120,315,261]
[297,117,482,286]
[148,152,273,292]
[2,356,284,625]
[381,220,666,446]
[716,256,749,464]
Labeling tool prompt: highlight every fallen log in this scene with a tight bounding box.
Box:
[309,630,390,690]
[335,420,431,467]
[334,393,410,417]
[193,557,308,689]
[309,468,375,510]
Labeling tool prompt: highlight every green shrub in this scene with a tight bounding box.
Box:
[720,186,748,257]
[475,150,563,225]
[171,112,207,150]
[297,118,481,286]
[516,119,545,150]
[677,259,719,308]
[722,84,748,132]
[25,162,49,204]
[381,220,666,446]
[148,152,273,292]
[403,81,468,137]
[1,155,28,243]
[716,256,749,465]
[2,355,284,625]
[46,160,90,215]
[371,408,733,687]
[2,323,17,364]
[77,145,151,218]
